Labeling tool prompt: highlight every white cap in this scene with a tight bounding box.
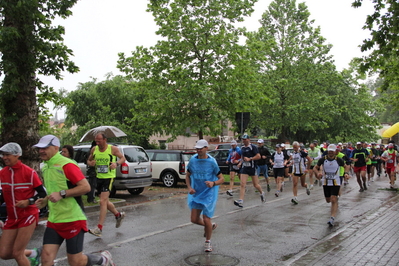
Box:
[281,143,286,147]
[33,135,61,148]
[0,142,22,156]
[257,139,264,143]
[327,144,337,151]
[338,142,342,146]
[356,142,362,145]
[230,140,237,146]
[194,139,208,149]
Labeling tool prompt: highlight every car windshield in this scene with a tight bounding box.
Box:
[123,147,149,163]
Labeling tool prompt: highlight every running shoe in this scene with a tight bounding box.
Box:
[359,188,364,192]
[327,217,335,227]
[314,179,318,185]
[260,192,266,203]
[88,227,102,237]
[267,184,271,192]
[226,190,233,196]
[363,183,368,191]
[234,199,243,208]
[204,241,212,252]
[28,247,42,266]
[204,223,218,237]
[275,191,280,197]
[291,198,298,205]
[306,186,310,195]
[101,250,115,266]
[115,211,125,228]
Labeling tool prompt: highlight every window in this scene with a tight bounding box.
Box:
[123,148,149,163]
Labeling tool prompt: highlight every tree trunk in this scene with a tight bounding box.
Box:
[1,4,40,171]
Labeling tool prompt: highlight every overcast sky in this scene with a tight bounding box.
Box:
[42,0,375,117]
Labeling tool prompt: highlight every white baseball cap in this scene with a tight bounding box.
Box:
[257,139,264,143]
[281,143,286,147]
[230,140,237,146]
[327,144,337,151]
[194,139,209,149]
[33,135,61,148]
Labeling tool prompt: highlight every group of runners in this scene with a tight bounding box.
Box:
[224,138,399,227]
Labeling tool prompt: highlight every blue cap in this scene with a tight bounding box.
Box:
[241,134,249,139]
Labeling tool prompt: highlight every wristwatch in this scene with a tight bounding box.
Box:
[60,190,67,198]
[28,198,35,205]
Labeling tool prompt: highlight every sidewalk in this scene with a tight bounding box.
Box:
[285,193,399,266]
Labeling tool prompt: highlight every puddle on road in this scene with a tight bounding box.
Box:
[184,254,239,266]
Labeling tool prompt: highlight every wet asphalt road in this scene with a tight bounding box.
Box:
[1,175,398,266]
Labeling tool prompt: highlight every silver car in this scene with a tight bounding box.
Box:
[73,144,152,196]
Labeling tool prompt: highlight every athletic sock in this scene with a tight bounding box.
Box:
[98,224,103,231]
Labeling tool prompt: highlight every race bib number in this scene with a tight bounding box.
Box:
[325,172,336,180]
[388,159,393,164]
[97,165,109,173]
[243,161,251,167]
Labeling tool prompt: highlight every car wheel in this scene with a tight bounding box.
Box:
[127,187,145,195]
[161,171,177,187]
[109,186,117,198]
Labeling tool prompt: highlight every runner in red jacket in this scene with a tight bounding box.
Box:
[0,142,46,265]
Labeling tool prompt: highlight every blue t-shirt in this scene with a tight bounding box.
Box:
[187,154,220,218]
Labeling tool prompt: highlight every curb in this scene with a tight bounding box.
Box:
[83,199,127,213]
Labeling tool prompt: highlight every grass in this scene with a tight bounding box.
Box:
[223,174,252,183]
[81,195,120,207]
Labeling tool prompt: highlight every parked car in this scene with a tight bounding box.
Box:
[207,149,229,174]
[73,144,152,196]
[215,143,241,150]
[146,150,194,187]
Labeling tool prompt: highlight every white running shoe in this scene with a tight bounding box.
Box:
[88,227,102,237]
[101,250,115,266]
[204,241,212,252]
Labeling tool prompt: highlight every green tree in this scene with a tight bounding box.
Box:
[64,75,155,148]
[0,0,79,167]
[352,0,399,107]
[245,0,335,142]
[118,0,263,140]
[371,78,399,123]
[318,61,381,143]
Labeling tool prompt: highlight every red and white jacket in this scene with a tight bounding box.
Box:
[0,161,42,220]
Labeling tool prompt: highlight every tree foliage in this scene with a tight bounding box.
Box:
[246,0,381,143]
[353,0,399,108]
[0,0,79,167]
[64,75,155,148]
[245,0,335,142]
[118,0,263,140]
